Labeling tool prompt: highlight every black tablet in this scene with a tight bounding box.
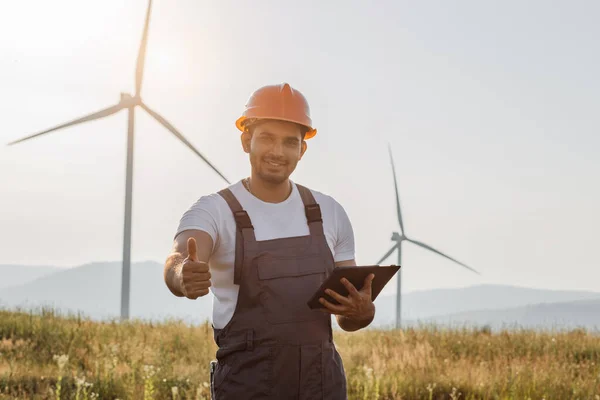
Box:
[306,265,400,309]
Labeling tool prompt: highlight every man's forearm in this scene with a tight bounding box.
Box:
[164,252,185,297]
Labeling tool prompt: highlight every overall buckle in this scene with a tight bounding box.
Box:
[234,211,253,229]
[305,204,322,223]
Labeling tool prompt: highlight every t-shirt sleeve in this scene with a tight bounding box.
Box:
[333,199,355,262]
[174,194,220,253]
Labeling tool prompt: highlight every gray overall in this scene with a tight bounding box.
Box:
[209,184,347,400]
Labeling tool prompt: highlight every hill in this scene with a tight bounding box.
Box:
[0,264,61,289]
[1,261,599,331]
[371,284,600,328]
[0,261,212,323]
[415,297,600,331]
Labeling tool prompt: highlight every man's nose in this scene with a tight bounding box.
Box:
[270,141,284,156]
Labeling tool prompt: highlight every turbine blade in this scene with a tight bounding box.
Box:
[141,102,230,184]
[135,0,153,96]
[7,103,124,146]
[376,244,398,265]
[407,238,480,275]
[388,143,405,235]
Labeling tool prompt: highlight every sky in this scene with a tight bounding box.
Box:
[0,0,599,296]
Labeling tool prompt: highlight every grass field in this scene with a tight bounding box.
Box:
[0,309,599,399]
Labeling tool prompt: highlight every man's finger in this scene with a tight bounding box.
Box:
[361,274,375,296]
[187,281,212,291]
[187,272,211,281]
[182,273,210,286]
[190,288,210,297]
[325,289,352,306]
[186,287,210,299]
[319,297,346,314]
[340,278,360,299]
[190,263,210,274]
[183,261,209,274]
[187,237,198,261]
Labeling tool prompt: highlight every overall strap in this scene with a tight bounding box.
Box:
[218,188,256,285]
[295,184,325,237]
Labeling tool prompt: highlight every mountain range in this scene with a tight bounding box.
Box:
[0,264,61,289]
[1,262,599,332]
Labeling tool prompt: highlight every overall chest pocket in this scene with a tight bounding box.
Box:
[256,253,328,325]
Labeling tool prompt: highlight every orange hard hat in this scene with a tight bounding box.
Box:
[235,83,317,139]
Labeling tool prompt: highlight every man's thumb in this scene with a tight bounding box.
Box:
[187,237,198,261]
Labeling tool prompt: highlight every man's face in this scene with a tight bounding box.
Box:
[243,120,307,185]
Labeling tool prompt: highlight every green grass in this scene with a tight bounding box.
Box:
[1,308,600,399]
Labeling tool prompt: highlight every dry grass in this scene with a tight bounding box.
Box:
[0,309,599,399]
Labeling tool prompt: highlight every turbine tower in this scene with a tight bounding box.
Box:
[376,144,480,329]
[6,0,230,321]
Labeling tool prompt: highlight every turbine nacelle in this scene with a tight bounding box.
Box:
[391,232,404,242]
[119,93,142,108]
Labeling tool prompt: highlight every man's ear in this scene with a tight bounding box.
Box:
[299,140,307,159]
[241,132,251,153]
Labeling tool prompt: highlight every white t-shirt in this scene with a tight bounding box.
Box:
[175,179,355,329]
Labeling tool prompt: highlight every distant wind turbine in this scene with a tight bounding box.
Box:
[6,0,230,321]
[376,144,480,329]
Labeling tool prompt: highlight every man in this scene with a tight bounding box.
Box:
[163,83,375,399]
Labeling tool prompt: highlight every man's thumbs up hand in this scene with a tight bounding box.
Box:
[178,237,211,299]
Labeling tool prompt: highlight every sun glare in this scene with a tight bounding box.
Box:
[142,40,193,82]
[148,48,176,70]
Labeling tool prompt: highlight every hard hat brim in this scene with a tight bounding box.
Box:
[236,116,317,139]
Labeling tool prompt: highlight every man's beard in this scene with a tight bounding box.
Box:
[257,167,288,185]
[251,154,292,185]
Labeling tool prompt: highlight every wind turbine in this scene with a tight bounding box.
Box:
[376,144,480,329]
[6,0,230,321]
